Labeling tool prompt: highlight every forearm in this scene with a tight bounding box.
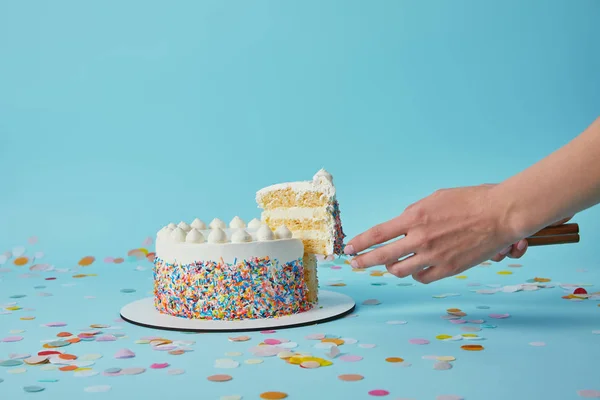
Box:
[493,116,600,239]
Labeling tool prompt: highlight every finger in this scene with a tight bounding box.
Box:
[507,239,528,259]
[412,265,451,284]
[350,237,415,269]
[385,254,428,278]
[344,216,408,255]
[490,245,512,262]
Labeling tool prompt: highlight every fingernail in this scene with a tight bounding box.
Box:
[517,239,527,251]
[344,245,355,255]
[499,246,511,255]
[350,259,359,269]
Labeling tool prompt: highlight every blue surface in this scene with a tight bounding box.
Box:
[1,1,600,399]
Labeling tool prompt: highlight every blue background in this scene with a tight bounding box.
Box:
[1,1,600,399]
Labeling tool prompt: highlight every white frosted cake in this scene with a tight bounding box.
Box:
[153,217,314,320]
[152,169,344,320]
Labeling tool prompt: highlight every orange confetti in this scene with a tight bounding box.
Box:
[59,365,78,372]
[59,354,77,360]
[385,357,404,363]
[56,332,72,337]
[146,252,156,262]
[78,256,95,266]
[534,277,551,282]
[461,345,484,351]
[321,338,344,346]
[14,257,29,266]
[207,374,232,382]
[338,374,364,381]
[113,258,124,264]
[66,338,81,344]
[260,392,288,400]
[20,316,35,321]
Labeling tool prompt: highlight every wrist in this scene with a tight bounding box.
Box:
[489,182,541,242]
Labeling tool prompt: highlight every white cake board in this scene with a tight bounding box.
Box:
[120,290,355,332]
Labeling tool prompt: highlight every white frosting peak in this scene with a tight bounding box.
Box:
[207,227,227,243]
[248,218,262,230]
[171,227,187,242]
[209,218,227,230]
[190,218,207,230]
[229,216,246,229]
[313,168,333,185]
[274,225,293,240]
[231,229,252,243]
[178,221,192,232]
[257,224,274,241]
[186,228,205,244]
[167,222,177,230]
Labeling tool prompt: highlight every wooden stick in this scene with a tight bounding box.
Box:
[526,234,580,247]
[530,223,579,237]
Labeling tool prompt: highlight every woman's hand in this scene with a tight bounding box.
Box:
[344,184,523,284]
[489,216,572,263]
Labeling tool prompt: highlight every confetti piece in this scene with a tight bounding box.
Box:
[385,357,404,363]
[150,363,169,369]
[338,374,364,381]
[368,389,390,396]
[461,345,484,351]
[260,392,288,399]
[409,338,429,345]
[228,335,251,342]
[120,288,136,293]
[120,367,146,375]
[24,356,49,365]
[577,389,600,398]
[2,336,24,342]
[23,386,45,393]
[489,313,510,319]
[362,299,381,306]
[434,361,453,370]
[78,256,95,266]
[386,320,407,325]
[14,257,29,266]
[497,270,513,275]
[245,359,263,364]
[214,359,240,369]
[168,368,185,375]
[300,360,321,369]
[437,356,456,362]
[529,342,546,347]
[358,343,376,349]
[207,374,232,382]
[339,354,363,362]
[84,385,112,393]
[0,360,24,367]
[114,349,135,359]
[437,396,464,400]
[8,367,27,374]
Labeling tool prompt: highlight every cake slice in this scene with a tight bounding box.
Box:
[256,169,346,302]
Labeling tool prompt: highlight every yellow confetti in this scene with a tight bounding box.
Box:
[455,275,468,280]
[437,356,456,362]
[534,277,551,282]
[461,333,478,338]
[436,334,452,340]
[497,270,513,275]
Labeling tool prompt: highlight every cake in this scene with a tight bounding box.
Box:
[152,169,344,320]
[153,218,313,320]
[256,168,346,256]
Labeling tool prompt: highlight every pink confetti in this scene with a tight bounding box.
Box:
[409,338,430,345]
[142,237,153,246]
[529,342,546,347]
[96,335,117,342]
[368,389,390,396]
[264,338,281,345]
[331,266,342,270]
[305,333,325,340]
[28,236,38,244]
[577,390,600,398]
[339,354,363,362]
[449,319,467,324]
[260,330,276,334]
[1,336,24,342]
[44,322,67,327]
[103,257,114,263]
[150,363,169,369]
[114,349,135,359]
[489,313,510,319]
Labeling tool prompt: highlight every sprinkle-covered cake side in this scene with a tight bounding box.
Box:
[153,217,314,320]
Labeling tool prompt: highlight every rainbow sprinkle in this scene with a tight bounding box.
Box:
[331,200,346,255]
[153,256,313,320]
